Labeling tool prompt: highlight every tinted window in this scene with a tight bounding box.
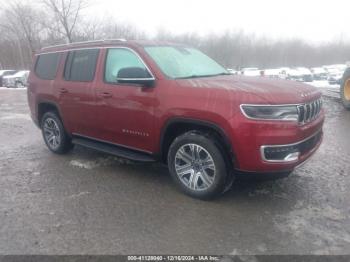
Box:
[64,49,99,82]
[105,48,149,83]
[35,53,60,80]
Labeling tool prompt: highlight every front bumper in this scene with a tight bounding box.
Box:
[260,130,322,163]
[229,109,325,173]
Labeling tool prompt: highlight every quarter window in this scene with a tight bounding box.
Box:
[104,48,151,83]
[64,49,99,82]
[35,53,60,80]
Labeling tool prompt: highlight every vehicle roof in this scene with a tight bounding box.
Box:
[37,39,187,54]
[4,70,29,78]
[0,70,17,77]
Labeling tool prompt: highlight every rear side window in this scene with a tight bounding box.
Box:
[64,49,99,82]
[35,53,60,80]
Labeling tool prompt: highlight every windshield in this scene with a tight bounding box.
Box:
[144,46,229,79]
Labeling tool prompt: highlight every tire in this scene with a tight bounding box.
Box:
[341,69,350,110]
[41,111,73,154]
[167,131,228,200]
[15,82,23,88]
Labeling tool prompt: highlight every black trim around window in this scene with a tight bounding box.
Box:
[63,49,100,82]
[103,47,155,87]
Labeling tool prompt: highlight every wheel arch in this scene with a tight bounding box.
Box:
[37,100,62,127]
[159,118,236,167]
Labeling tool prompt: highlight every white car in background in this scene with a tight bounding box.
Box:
[0,70,17,87]
[3,70,29,88]
[324,65,346,85]
[227,68,238,74]
[264,68,283,79]
[311,67,328,80]
[286,67,313,82]
[241,67,261,76]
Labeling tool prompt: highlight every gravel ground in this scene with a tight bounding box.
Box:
[0,87,349,255]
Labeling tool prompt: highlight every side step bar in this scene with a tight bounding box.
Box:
[72,137,156,162]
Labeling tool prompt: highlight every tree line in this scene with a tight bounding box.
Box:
[1,0,350,70]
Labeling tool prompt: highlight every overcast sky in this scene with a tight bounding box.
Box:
[2,0,348,43]
[82,0,349,43]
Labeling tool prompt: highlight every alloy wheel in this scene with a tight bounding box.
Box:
[43,118,61,150]
[174,143,216,191]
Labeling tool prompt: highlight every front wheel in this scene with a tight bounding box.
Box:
[41,112,73,154]
[341,70,350,110]
[167,131,228,200]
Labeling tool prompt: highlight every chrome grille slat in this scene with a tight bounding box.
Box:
[298,98,322,124]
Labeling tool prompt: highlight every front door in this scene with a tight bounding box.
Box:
[94,48,157,153]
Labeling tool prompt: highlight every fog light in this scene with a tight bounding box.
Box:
[262,145,300,162]
[283,152,300,161]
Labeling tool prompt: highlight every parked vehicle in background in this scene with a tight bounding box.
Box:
[3,70,29,88]
[323,64,346,85]
[0,70,17,87]
[278,67,290,79]
[28,40,324,199]
[328,71,343,85]
[241,67,261,76]
[325,68,343,85]
[341,68,350,109]
[227,68,238,74]
[286,67,313,82]
[264,69,282,79]
[311,67,328,80]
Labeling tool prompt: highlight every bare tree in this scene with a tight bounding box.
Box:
[0,2,45,68]
[1,0,350,70]
[41,0,88,43]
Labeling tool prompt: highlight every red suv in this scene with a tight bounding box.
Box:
[27,39,324,199]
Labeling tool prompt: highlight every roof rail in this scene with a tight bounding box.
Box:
[41,38,127,50]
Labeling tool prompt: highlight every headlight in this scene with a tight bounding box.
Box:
[240,105,299,121]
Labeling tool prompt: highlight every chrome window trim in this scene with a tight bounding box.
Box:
[105,47,156,82]
[36,46,156,81]
[260,129,322,163]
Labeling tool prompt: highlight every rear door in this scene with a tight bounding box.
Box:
[57,49,100,137]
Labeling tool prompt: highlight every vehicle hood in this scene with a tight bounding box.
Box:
[175,75,321,104]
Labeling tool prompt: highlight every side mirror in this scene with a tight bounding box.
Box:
[116,67,155,87]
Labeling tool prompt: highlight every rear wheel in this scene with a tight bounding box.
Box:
[41,112,73,154]
[341,70,350,110]
[15,82,24,88]
[167,131,228,200]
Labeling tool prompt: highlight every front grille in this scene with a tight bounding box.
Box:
[297,99,322,124]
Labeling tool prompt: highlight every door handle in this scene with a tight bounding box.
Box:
[59,88,68,94]
[100,92,112,98]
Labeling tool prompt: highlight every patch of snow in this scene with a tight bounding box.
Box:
[69,156,133,170]
[69,159,99,169]
[0,113,31,121]
[68,191,91,199]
